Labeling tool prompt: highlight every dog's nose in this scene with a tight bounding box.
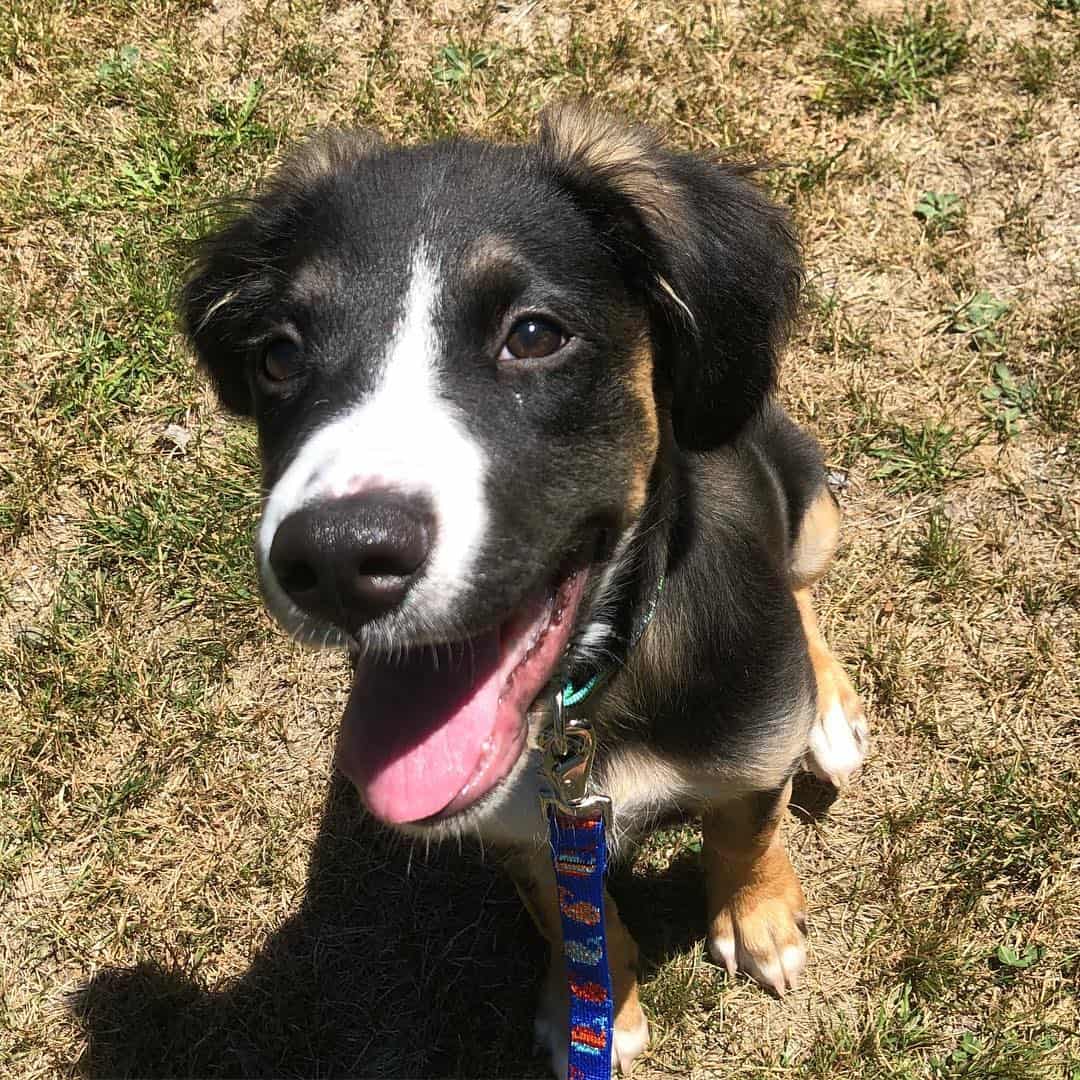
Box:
[268,494,431,629]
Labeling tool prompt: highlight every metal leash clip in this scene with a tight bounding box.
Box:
[539,687,612,825]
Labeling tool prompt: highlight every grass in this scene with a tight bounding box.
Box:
[980,362,1035,440]
[868,421,978,494]
[909,508,969,595]
[945,291,1010,353]
[817,5,968,115]
[1,1,1078,1078]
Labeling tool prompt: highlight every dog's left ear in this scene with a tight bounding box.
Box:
[537,102,801,450]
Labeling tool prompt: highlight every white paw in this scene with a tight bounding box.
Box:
[805,695,868,788]
[534,970,569,1079]
[612,1009,650,1074]
[709,932,807,995]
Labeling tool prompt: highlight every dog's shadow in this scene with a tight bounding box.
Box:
[73,775,550,1078]
[73,772,836,1078]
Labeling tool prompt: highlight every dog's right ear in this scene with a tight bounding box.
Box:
[180,129,382,416]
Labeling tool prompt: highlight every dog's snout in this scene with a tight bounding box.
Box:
[269,494,431,629]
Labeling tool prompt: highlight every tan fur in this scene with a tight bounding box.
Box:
[702,779,808,996]
[790,489,868,787]
[626,338,660,518]
[274,128,382,189]
[789,486,840,588]
[794,586,866,770]
[538,101,687,247]
[794,588,835,672]
[461,234,520,276]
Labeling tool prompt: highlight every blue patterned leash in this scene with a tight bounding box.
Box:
[538,573,664,1078]
[547,807,613,1079]
[541,692,614,1080]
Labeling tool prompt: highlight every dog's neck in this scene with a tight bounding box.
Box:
[563,438,680,694]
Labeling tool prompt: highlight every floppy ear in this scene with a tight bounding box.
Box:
[537,101,801,450]
[180,128,383,416]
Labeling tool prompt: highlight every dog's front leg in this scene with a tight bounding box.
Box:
[703,779,808,996]
[507,848,649,1077]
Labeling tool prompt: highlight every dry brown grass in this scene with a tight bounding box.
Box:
[1,1,1078,1077]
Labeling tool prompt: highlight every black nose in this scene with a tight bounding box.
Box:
[269,494,431,630]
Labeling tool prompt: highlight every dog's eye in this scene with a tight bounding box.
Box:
[260,337,303,385]
[501,318,567,361]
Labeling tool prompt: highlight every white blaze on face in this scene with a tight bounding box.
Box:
[256,242,489,639]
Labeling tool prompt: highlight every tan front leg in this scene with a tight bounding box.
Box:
[507,849,649,1076]
[795,587,868,786]
[703,781,808,996]
[791,486,868,787]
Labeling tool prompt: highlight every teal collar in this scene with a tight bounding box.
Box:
[561,572,665,708]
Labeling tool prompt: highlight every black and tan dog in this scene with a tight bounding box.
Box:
[182,102,868,1075]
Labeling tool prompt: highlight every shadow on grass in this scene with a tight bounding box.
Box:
[71,774,550,1079]
[72,773,837,1077]
[612,848,708,975]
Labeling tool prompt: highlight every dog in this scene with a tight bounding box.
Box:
[181,102,868,1076]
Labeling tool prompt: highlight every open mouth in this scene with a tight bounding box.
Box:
[334,564,590,825]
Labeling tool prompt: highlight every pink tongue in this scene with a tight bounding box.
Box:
[336,632,503,824]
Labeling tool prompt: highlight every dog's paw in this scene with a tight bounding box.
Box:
[534,967,649,1077]
[612,1007,650,1074]
[804,656,868,788]
[534,991,569,1080]
[707,854,807,997]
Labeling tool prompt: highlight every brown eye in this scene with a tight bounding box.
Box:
[502,317,567,361]
[260,337,303,384]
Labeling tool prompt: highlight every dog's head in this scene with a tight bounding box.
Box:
[182,103,800,831]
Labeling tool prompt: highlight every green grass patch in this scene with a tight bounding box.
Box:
[910,507,969,593]
[943,757,1077,904]
[914,191,964,238]
[1011,42,1060,96]
[81,440,261,621]
[818,6,967,114]
[868,421,979,494]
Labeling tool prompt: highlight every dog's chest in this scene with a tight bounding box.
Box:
[476,742,768,856]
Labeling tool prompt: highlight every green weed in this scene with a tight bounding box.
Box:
[201,81,278,155]
[432,42,503,86]
[946,291,1010,352]
[914,191,963,237]
[1012,42,1059,96]
[818,6,967,114]
[980,362,1034,439]
[869,421,978,493]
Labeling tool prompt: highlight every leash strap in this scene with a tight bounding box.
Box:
[547,807,614,1080]
[540,571,666,1077]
